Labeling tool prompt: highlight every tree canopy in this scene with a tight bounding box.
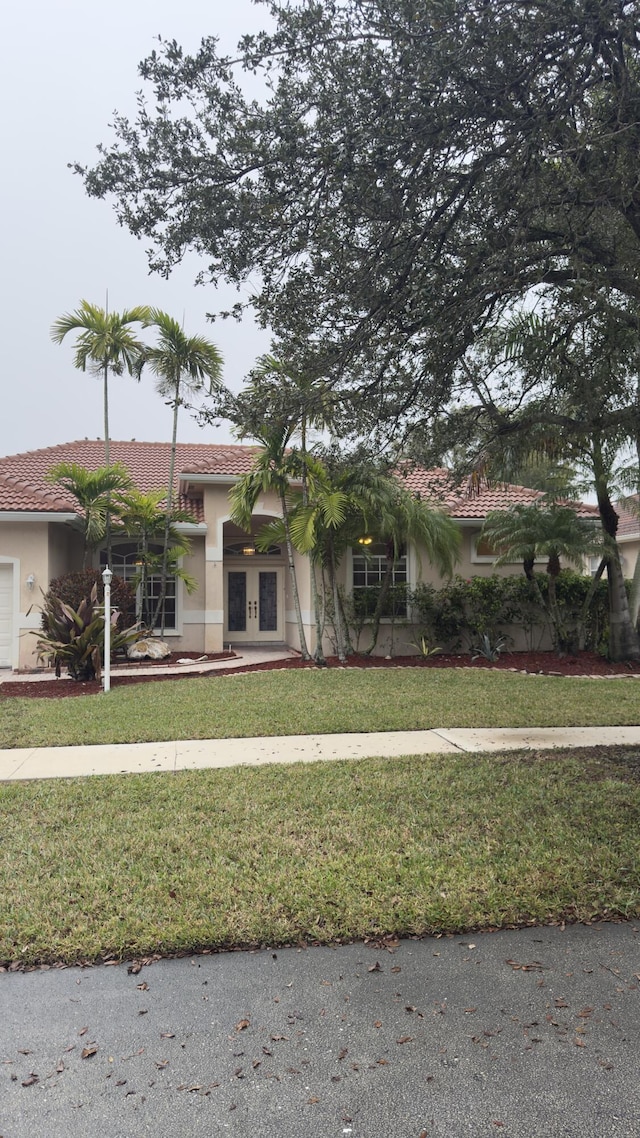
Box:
[79,0,640,434]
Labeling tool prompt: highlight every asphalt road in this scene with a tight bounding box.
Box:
[1,922,639,1137]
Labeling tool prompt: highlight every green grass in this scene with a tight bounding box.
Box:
[2,749,639,966]
[2,668,640,748]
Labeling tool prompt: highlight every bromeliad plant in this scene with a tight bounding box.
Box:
[34,583,139,681]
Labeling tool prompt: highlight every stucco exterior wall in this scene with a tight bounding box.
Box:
[0,521,62,669]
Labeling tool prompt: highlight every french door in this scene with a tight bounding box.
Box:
[224,567,284,642]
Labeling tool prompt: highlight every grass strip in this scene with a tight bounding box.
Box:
[1,748,639,966]
[2,668,640,748]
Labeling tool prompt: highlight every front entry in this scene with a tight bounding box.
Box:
[224,567,284,643]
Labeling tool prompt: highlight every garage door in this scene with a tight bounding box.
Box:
[0,565,13,668]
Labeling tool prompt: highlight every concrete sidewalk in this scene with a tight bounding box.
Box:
[2,725,640,781]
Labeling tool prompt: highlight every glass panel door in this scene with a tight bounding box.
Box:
[258,571,278,632]
[224,567,283,642]
[227,571,247,632]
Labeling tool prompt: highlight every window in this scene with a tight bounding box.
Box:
[352,543,408,617]
[100,543,177,632]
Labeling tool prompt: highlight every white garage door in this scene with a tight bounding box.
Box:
[0,565,13,668]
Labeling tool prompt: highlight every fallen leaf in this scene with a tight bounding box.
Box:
[17,1049,32,1056]
[21,1074,39,1087]
[577,1007,594,1018]
[390,966,402,974]
[464,1008,477,1014]
[396,1036,413,1045]
[554,998,569,1008]
[374,1020,383,1029]
[574,1038,586,1048]
[505,959,542,971]
[406,1005,417,1013]
[235,1019,251,1032]
[270,1034,288,1042]
[116,1079,127,1086]
[368,961,382,972]
[338,1048,348,1060]
[78,1027,88,1037]
[56,1060,65,1073]
[160,1032,175,1040]
[136,982,149,991]
[127,962,142,975]
[155,1060,169,1069]
[81,1046,98,1059]
[138,1010,148,1016]
[307,1096,320,1104]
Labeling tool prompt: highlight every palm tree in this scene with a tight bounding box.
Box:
[50,300,150,562]
[350,471,460,654]
[140,310,223,634]
[229,421,313,661]
[46,462,132,568]
[117,488,197,629]
[481,503,602,652]
[280,458,460,659]
[233,354,336,662]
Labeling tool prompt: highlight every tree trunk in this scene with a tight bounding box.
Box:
[365,557,393,654]
[578,558,606,650]
[103,361,113,566]
[300,418,325,664]
[280,490,311,660]
[153,384,179,635]
[592,440,640,660]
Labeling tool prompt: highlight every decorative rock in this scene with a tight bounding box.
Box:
[127,638,171,660]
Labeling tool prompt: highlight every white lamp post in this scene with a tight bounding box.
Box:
[102,565,113,694]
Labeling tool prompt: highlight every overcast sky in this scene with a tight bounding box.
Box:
[1,0,273,460]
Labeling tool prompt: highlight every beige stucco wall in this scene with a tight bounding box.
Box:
[0,520,82,670]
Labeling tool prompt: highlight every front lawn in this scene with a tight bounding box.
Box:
[1,668,640,748]
[2,748,639,966]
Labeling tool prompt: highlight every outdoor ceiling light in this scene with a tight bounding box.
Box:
[242,545,256,556]
[358,535,373,546]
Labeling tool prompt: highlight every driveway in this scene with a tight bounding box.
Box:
[2,922,639,1136]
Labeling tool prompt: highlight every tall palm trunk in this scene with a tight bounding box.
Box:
[280,489,311,660]
[593,441,640,661]
[153,386,179,635]
[300,416,325,664]
[103,360,113,566]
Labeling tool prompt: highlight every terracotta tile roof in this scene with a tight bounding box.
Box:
[0,440,260,520]
[617,496,640,538]
[0,472,77,514]
[397,465,599,519]
[0,442,599,525]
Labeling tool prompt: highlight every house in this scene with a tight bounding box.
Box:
[0,440,599,670]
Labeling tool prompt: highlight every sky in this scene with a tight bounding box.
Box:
[0,0,273,459]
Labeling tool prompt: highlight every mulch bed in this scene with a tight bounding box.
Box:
[2,650,640,699]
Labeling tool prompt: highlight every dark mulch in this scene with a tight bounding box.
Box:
[1,650,639,700]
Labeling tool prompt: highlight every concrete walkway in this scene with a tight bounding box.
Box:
[2,725,640,782]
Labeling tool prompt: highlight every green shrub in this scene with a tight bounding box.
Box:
[410,571,611,654]
[46,570,136,631]
[34,583,139,681]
